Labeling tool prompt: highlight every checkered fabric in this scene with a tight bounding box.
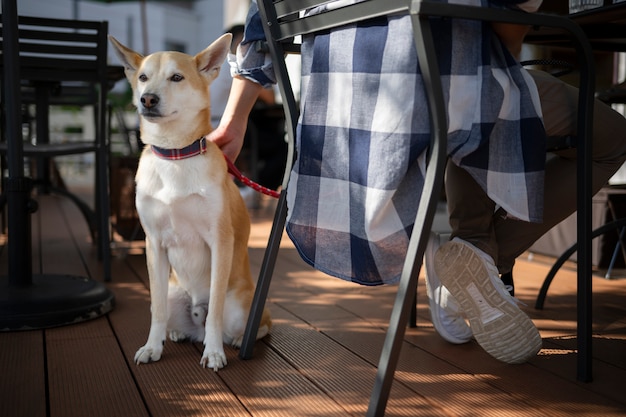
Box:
[281,0,546,285]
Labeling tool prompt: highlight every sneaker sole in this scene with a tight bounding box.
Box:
[434,241,542,364]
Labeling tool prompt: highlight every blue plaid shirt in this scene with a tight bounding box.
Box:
[233,0,546,285]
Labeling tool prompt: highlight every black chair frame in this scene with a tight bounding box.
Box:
[0,15,111,281]
[239,1,595,415]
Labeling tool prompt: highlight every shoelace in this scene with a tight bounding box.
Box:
[474,244,527,308]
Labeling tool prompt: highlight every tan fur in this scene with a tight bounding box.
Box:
[109,35,271,371]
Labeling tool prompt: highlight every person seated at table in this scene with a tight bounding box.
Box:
[208,0,626,364]
[425,15,626,350]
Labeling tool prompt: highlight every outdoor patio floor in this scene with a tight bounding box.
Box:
[1,190,625,417]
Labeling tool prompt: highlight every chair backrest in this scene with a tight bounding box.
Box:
[262,0,410,41]
[0,15,110,145]
[20,81,98,106]
[0,15,109,84]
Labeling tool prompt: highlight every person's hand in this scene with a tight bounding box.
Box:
[208,120,246,162]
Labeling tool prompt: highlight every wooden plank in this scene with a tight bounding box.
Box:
[513,257,626,408]
[34,194,91,277]
[0,331,47,417]
[59,204,253,417]
[106,263,252,417]
[269,282,541,417]
[218,342,352,416]
[534,338,626,411]
[263,236,626,416]
[401,259,626,417]
[401,330,626,417]
[259,305,437,416]
[10,194,146,417]
[4,193,623,417]
[46,319,149,417]
[116,223,360,416]
[119,216,412,416]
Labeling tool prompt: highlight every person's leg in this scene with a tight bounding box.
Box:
[431,71,626,359]
[436,160,543,363]
[434,237,542,363]
[436,126,535,356]
[495,70,626,273]
[445,159,498,261]
[433,70,626,362]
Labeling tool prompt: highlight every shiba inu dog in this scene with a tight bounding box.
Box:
[109,34,271,371]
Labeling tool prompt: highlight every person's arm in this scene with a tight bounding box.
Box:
[208,0,277,161]
[208,76,263,161]
[257,86,276,105]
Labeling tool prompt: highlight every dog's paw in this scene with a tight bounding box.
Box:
[134,344,163,364]
[200,348,227,371]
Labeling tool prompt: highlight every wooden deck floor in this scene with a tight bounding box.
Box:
[1,191,625,417]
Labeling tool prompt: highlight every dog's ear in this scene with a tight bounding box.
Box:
[108,35,144,82]
[195,33,233,82]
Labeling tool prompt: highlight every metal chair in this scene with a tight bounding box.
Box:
[239,1,595,415]
[0,15,112,281]
[536,83,626,304]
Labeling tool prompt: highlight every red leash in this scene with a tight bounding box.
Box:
[224,155,280,199]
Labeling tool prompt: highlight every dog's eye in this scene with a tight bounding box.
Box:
[170,74,184,82]
[138,74,148,82]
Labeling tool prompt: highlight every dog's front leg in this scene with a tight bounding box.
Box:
[201,234,233,371]
[135,238,170,364]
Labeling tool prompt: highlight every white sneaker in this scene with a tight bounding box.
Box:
[424,232,473,344]
[434,238,542,364]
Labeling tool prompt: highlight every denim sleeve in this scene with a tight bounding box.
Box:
[230,0,276,87]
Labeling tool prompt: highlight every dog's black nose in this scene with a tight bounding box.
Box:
[141,93,159,108]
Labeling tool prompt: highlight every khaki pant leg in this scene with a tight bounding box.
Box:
[495,70,626,272]
[446,70,626,273]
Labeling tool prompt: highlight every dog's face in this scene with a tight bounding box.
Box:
[108,34,232,146]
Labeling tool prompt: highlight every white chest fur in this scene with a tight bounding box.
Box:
[134,151,230,276]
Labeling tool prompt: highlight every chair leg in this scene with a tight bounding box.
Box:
[239,190,289,359]
[98,145,111,282]
[409,292,417,328]
[535,217,626,309]
[367,11,447,415]
[96,100,111,282]
[367,234,428,417]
